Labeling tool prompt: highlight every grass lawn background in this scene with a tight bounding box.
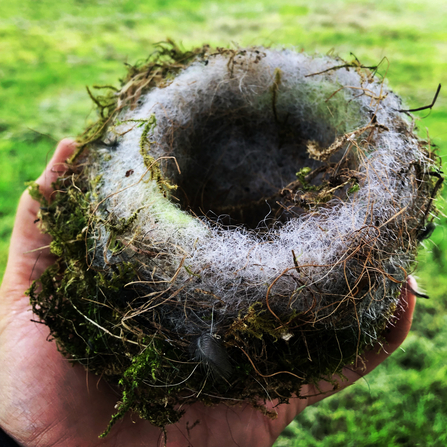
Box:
[0,1,446,445]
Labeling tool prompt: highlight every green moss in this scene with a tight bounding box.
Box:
[271,67,282,123]
[148,183,200,227]
[138,115,158,169]
[348,182,360,195]
[227,302,293,341]
[135,114,178,193]
[296,167,318,191]
[101,339,185,437]
[26,181,47,204]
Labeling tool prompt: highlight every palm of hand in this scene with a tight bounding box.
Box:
[0,140,415,447]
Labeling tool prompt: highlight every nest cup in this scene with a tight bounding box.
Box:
[29,44,442,433]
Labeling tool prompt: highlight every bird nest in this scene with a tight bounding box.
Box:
[28,43,442,435]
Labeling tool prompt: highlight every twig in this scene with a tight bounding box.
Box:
[305,63,378,78]
[397,84,441,113]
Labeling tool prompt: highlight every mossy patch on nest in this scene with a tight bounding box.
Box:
[27,42,443,436]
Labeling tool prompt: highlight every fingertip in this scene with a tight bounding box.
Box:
[4,140,77,286]
[56,138,77,158]
[35,139,77,199]
[403,275,417,318]
[348,276,417,377]
[385,276,417,348]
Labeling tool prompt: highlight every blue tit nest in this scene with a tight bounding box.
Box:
[28,43,442,435]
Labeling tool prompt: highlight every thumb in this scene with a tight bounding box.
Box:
[2,139,77,292]
[306,277,417,406]
[35,138,77,201]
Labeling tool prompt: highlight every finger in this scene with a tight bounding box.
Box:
[2,140,76,289]
[35,138,77,201]
[306,278,417,405]
[383,276,417,347]
[353,276,417,373]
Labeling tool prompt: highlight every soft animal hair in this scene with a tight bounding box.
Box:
[87,48,431,343]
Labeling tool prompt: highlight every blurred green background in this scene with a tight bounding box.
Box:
[1,1,446,445]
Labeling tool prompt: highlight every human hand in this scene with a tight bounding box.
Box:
[0,139,416,447]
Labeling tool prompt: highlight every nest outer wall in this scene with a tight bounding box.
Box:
[28,43,443,435]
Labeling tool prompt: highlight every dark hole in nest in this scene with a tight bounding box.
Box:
[159,103,348,229]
